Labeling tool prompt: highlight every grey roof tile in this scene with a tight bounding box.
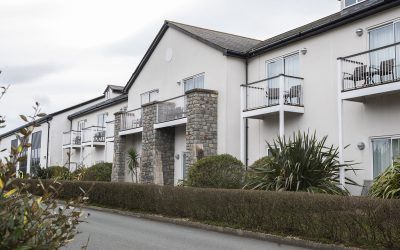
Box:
[167,21,261,54]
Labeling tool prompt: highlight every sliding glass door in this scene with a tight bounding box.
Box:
[266,53,300,105]
[372,137,400,178]
[369,21,399,83]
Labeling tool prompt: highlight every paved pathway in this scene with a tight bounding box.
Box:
[64,208,310,250]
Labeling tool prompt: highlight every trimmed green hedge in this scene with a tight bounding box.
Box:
[15,180,400,249]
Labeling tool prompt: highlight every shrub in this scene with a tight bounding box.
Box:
[31,166,70,180]
[369,161,400,199]
[17,179,400,249]
[0,101,84,249]
[245,131,358,195]
[82,163,112,182]
[186,154,244,189]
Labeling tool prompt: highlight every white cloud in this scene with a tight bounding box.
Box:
[0,0,339,132]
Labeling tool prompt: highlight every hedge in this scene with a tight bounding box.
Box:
[15,180,400,249]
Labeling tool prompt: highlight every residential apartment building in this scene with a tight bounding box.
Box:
[112,0,400,195]
[241,0,400,194]
[111,21,260,184]
[63,85,127,170]
[1,0,399,195]
[0,85,125,174]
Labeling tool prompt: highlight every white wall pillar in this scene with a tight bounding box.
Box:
[279,75,285,138]
[337,60,345,188]
[240,85,246,164]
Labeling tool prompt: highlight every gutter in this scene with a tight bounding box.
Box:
[248,0,400,57]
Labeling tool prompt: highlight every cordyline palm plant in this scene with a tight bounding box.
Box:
[244,131,358,195]
[127,148,140,183]
[369,161,400,199]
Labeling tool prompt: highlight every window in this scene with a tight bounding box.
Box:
[266,53,300,105]
[372,137,400,178]
[184,73,204,92]
[31,131,42,170]
[266,53,299,78]
[343,0,366,8]
[140,89,159,105]
[11,138,28,174]
[77,120,86,131]
[369,21,400,81]
[97,113,107,128]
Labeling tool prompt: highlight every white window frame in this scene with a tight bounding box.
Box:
[265,52,300,78]
[370,135,400,179]
[140,89,159,105]
[77,120,86,131]
[368,20,400,48]
[342,0,366,9]
[97,113,108,128]
[183,73,205,93]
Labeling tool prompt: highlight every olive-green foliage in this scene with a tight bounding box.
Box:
[245,131,358,195]
[0,101,84,249]
[369,161,400,199]
[32,166,70,180]
[82,163,112,182]
[186,154,244,189]
[18,179,400,249]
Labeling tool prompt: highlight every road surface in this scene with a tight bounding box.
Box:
[63,208,310,250]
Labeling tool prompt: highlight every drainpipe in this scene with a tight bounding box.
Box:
[68,119,72,169]
[245,58,249,168]
[46,120,50,168]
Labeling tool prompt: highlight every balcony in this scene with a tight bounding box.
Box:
[105,120,114,142]
[155,95,187,129]
[81,126,106,147]
[241,74,304,119]
[340,42,400,101]
[119,108,142,136]
[62,130,82,149]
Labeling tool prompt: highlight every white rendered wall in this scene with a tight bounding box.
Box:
[246,7,400,194]
[127,27,246,161]
[174,125,186,185]
[69,100,127,167]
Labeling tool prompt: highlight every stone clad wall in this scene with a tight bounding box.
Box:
[185,89,218,172]
[113,89,218,185]
[155,127,175,185]
[111,112,126,182]
[140,102,176,185]
[140,102,157,184]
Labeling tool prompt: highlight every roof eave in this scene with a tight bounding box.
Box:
[67,94,128,120]
[248,0,400,57]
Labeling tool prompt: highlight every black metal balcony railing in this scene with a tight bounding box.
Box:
[241,74,304,111]
[121,108,142,131]
[340,42,400,91]
[156,95,186,123]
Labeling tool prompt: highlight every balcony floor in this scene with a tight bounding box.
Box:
[341,80,400,102]
[242,105,304,119]
[154,118,187,129]
[62,144,81,149]
[81,141,105,147]
[119,127,143,136]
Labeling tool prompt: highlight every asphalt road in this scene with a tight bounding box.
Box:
[63,208,310,250]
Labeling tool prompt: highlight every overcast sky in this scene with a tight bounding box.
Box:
[0,0,339,131]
